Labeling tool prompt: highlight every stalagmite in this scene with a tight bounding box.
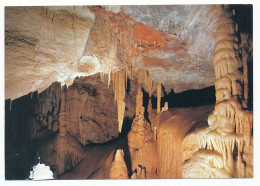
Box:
[109,150,129,179]
[157,83,161,114]
[128,85,153,150]
[162,102,168,112]
[182,5,253,178]
[135,86,145,117]
[111,67,154,133]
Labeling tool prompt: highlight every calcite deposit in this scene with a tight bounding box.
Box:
[5,5,252,180]
[182,5,253,178]
[109,150,129,179]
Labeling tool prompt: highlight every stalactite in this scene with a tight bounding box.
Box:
[157,83,161,114]
[111,69,126,133]
[214,6,243,103]
[110,67,154,133]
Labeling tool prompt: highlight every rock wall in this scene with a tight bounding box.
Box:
[157,111,197,178]
[5,72,136,179]
[5,6,94,100]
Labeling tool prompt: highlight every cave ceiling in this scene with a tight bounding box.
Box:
[5,5,218,100]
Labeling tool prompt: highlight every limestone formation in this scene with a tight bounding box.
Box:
[157,83,162,114]
[111,69,127,133]
[4,5,252,180]
[128,86,153,150]
[109,150,129,179]
[182,5,253,178]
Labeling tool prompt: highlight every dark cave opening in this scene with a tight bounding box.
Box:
[150,85,216,110]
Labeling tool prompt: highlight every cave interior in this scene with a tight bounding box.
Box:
[4,5,253,180]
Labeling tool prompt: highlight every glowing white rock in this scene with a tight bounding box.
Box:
[29,163,54,180]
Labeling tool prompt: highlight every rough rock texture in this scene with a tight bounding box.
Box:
[5,5,218,100]
[65,75,119,144]
[34,74,120,145]
[5,6,95,100]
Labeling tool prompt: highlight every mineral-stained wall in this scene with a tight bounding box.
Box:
[5,5,218,101]
[182,5,253,178]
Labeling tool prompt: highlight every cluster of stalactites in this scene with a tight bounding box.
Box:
[208,99,253,136]
[183,129,252,177]
[111,69,128,133]
[102,67,154,133]
[135,68,153,97]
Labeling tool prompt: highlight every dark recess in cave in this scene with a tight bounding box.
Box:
[150,85,216,109]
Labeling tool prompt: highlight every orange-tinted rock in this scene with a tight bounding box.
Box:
[109,150,129,179]
[128,87,153,150]
[131,141,159,179]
